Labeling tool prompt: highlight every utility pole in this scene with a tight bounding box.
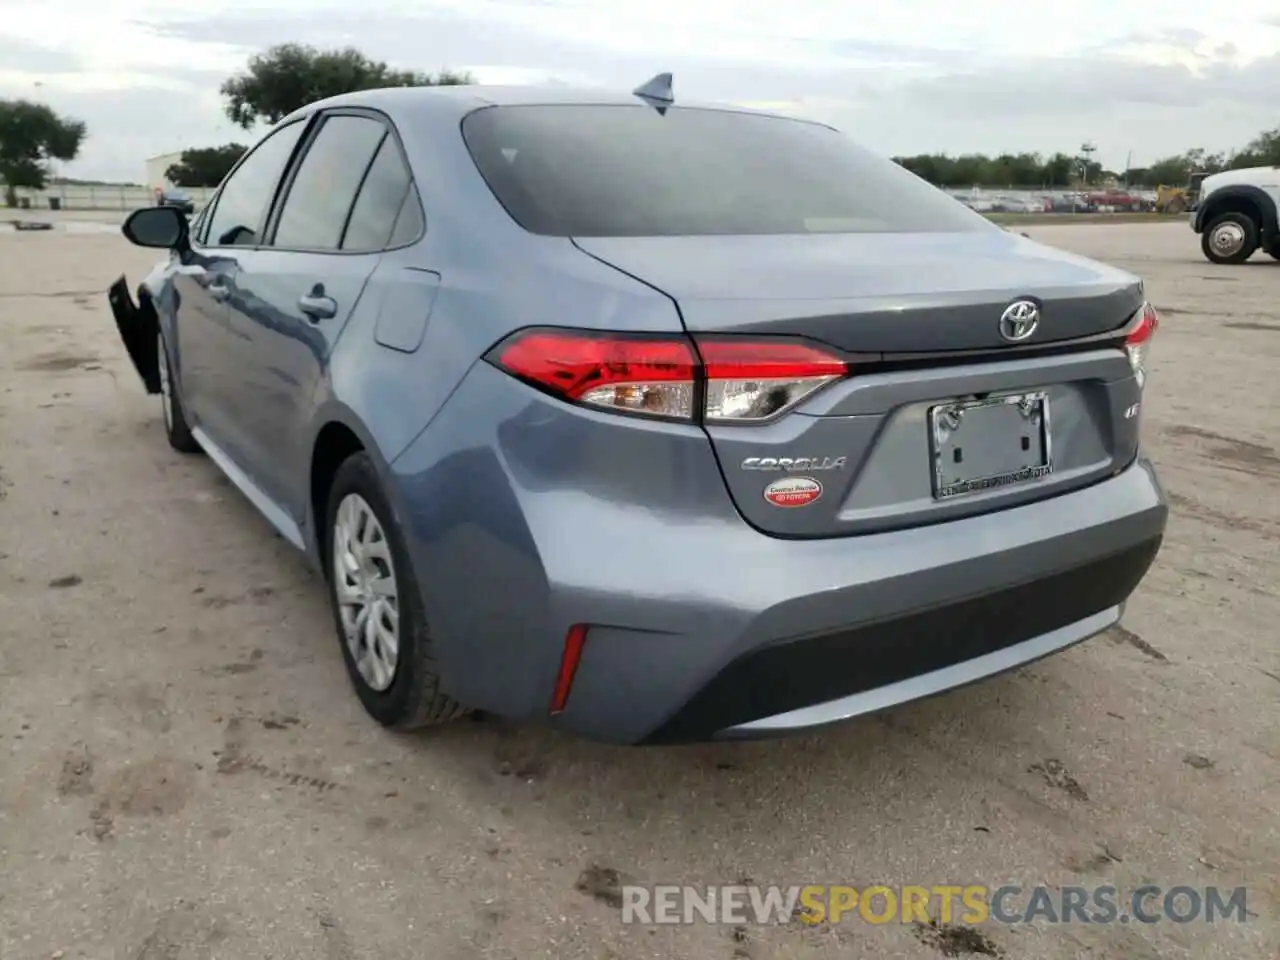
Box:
[1080,141,1097,186]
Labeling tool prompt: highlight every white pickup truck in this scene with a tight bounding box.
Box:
[1190,166,1280,264]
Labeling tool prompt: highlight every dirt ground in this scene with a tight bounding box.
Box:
[0,218,1276,960]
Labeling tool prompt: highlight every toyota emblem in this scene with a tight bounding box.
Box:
[999,300,1040,342]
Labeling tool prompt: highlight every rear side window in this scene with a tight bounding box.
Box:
[205,120,305,247]
[342,134,419,251]
[388,185,425,248]
[462,105,990,237]
[272,115,387,250]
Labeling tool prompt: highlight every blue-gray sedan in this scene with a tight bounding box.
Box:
[107,81,1167,744]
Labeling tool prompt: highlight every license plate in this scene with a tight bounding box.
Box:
[929,392,1052,499]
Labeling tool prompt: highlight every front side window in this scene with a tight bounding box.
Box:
[462,104,993,237]
[272,115,387,250]
[204,120,306,247]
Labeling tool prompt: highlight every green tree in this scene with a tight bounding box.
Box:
[1041,153,1076,187]
[1228,129,1280,169]
[0,99,86,206]
[165,143,249,187]
[894,150,1094,188]
[1124,148,1231,187]
[221,43,473,129]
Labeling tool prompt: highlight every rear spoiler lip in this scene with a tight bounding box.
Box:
[826,309,1142,375]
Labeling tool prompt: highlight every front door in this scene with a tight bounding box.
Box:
[168,248,239,442]
[184,117,310,468]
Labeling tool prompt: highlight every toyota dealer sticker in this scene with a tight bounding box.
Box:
[763,477,823,508]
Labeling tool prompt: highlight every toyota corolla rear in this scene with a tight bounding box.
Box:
[389,98,1168,744]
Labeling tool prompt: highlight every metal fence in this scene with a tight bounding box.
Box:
[2,184,217,212]
[942,186,1162,215]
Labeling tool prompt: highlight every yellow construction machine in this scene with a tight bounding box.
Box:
[1156,172,1209,215]
[1155,184,1189,215]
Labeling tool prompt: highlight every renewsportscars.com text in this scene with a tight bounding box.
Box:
[620,884,1250,926]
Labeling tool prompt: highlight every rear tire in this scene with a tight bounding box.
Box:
[324,452,467,730]
[157,330,201,454]
[1201,211,1258,264]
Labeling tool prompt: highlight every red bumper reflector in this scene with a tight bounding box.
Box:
[549,623,588,715]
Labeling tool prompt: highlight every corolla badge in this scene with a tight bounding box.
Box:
[999,300,1040,342]
[741,456,846,471]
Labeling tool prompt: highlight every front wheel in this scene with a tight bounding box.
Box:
[1201,212,1258,265]
[157,330,201,454]
[324,453,467,730]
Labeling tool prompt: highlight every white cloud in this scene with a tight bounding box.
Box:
[2,0,1279,180]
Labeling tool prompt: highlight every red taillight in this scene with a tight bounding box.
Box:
[1126,302,1159,345]
[1123,302,1159,386]
[549,623,588,715]
[491,330,698,420]
[487,328,848,423]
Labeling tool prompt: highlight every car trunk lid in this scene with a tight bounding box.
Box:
[572,231,1143,353]
[573,231,1149,538]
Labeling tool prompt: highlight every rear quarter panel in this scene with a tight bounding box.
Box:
[307,98,687,548]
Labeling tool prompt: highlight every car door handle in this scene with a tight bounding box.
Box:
[298,293,337,322]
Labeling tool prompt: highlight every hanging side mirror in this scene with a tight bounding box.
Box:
[122,205,189,250]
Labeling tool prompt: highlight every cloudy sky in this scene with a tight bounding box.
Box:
[2,0,1280,183]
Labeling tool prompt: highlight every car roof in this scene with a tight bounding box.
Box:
[286,83,822,128]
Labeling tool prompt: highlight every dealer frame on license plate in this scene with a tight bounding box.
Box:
[928,391,1053,500]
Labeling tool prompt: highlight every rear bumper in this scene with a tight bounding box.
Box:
[644,534,1158,742]
[388,364,1168,745]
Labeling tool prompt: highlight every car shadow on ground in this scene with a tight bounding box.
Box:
[400,656,1062,833]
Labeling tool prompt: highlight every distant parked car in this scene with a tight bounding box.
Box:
[999,197,1047,214]
[154,187,195,215]
[106,81,1167,744]
[1085,191,1141,213]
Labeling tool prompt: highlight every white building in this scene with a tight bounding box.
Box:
[144,152,185,191]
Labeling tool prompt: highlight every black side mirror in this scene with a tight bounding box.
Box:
[122,206,189,249]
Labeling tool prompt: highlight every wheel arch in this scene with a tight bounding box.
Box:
[304,404,406,570]
[1195,185,1278,238]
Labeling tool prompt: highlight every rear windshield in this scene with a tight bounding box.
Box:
[461,104,991,237]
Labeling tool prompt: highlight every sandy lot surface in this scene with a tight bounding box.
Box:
[0,221,1276,960]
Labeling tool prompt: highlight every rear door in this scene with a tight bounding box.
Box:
[221,111,416,511]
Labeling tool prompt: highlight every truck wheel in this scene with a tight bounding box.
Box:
[1201,212,1258,264]
[1268,241,1280,261]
